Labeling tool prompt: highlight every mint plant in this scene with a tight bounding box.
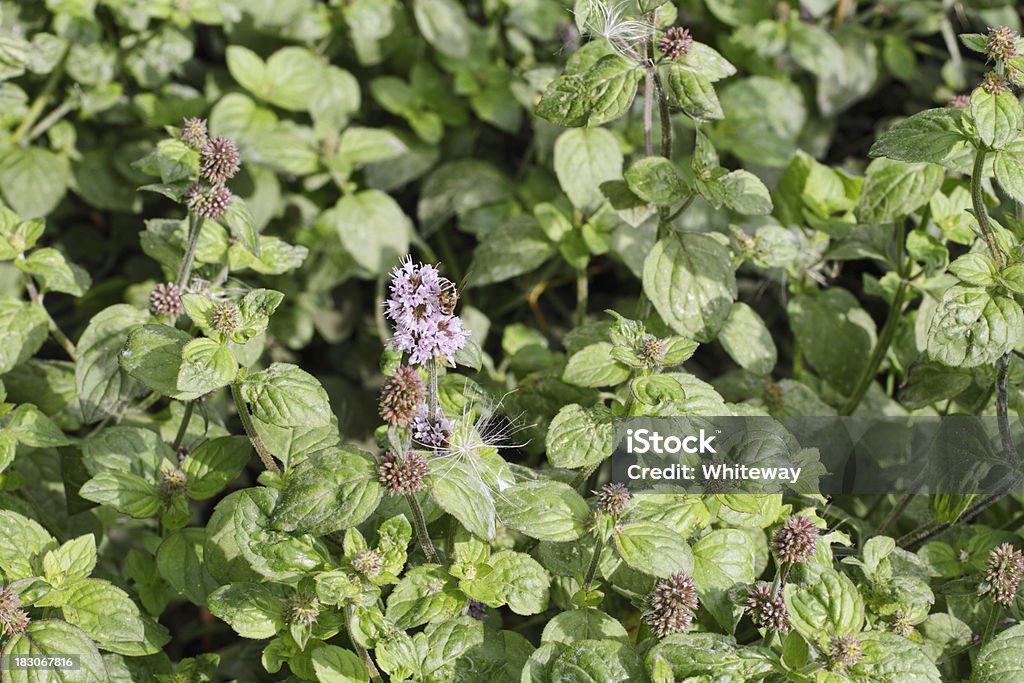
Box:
[1,1,1024,681]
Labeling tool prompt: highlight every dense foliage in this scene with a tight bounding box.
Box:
[2,0,1024,681]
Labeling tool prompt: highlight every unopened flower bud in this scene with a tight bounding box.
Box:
[644,572,699,637]
[180,117,208,149]
[985,542,1024,606]
[826,635,863,672]
[158,468,188,499]
[745,583,791,632]
[987,26,1018,63]
[150,282,184,317]
[186,183,233,219]
[982,72,1010,95]
[287,594,320,626]
[200,136,241,183]
[772,515,818,564]
[378,452,429,495]
[595,482,631,516]
[378,366,426,427]
[658,26,693,60]
[353,549,382,578]
[209,302,240,336]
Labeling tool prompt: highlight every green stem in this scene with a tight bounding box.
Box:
[345,604,383,682]
[981,603,1003,644]
[24,277,76,361]
[653,71,672,158]
[971,149,1006,269]
[427,360,439,422]
[25,95,79,144]
[840,279,908,415]
[171,401,194,452]
[877,492,915,535]
[583,537,604,593]
[175,212,205,291]
[230,382,281,474]
[13,47,70,144]
[405,492,440,564]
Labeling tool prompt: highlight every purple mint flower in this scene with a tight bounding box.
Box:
[412,408,453,448]
[385,257,467,366]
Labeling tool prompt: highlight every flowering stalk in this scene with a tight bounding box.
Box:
[406,493,440,565]
[175,211,205,291]
[171,400,194,452]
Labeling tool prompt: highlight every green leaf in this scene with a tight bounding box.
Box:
[219,197,260,255]
[704,0,774,26]
[718,302,777,375]
[993,150,1024,203]
[468,216,555,286]
[974,623,1024,683]
[0,146,70,218]
[1,620,107,681]
[157,528,219,607]
[787,288,877,395]
[784,569,865,645]
[853,632,941,681]
[927,285,1023,368]
[969,87,1022,150]
[79,471,161,518]
[6,403,71,447]
[546,404,614,469]
[692,529,756,633]
[0,509,54,579]
[664,66,723,121]
[227,46,324,111]
[76,304,150,422]
[563,342,631,388]
[320,190,411,275]
[240,362,332,428]
[488,550,551,615]
[497,479,590,542]
[135,138,199,184]
[624,157,690,206]
[0,207,43,260]
[413,0,472,59]
[61,578,147,643]
[15,247,90,296]
[554,127,623,210]
[614,521,694,578]
[181,436,251,500]
[721,169,772,215]
[385,565,467,629]
[120,323,199,400]
[271,446,382,536]
[715,77,805,167]
[536,55,641,128]
[949,253,998,287]
[43,534,97,588]
[235,487,331,580]
[420,616,485,676]
[550,638,642,681]
[643,233,737,343]
[868,108,969,166]
[0,297,48,375]
[542,608,629,645]
[176,338,238,395]
[855,158,945,223]
[429,456,497,541]
[311,644,370,683]
[81,424,170,478]
[207,582,286,639]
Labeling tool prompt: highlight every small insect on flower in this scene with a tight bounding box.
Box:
[985,542,1024,606]
[644,572,699,637]
[772,515,819,564]
[200,136,241,183]
[745,583,791,632]
[437,277,460,315]
[150,282,184,317]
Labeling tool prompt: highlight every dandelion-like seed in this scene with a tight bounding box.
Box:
[158,468,188,500]
[745,583,791,632]
[644,572,699,637]
[1,608,29,637]
[150,282,184,317]
[180,117,208,149]
[826,635,863,672]
[379,366,426,427]
[200,136,241,183]
[772,515,818,564]
[595,482,631,516]
[987,26,1018,63]
[286,595,320,626]
[985,542,1024,606]
[186,183,233,219]
[949,94,971,109]
[209,302,240,336]
[982,71,1010,95]
[378,452,430,495]
[386,258,468,366]
[658,26,693,60]
[353,549,383,577]
[580,0,654,59]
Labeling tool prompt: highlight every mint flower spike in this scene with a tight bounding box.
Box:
[150,282,184,316]
[200,136,241,183]
[379,366,426,427]
[985,542,1024,606]
[378,451,429,495]
[658,26,693,60]
[385,257,468,366]
[772,515,819,564]
[986,26,1018,63]
[186,183,233,219]
[644,572,699,637]
[745,582,791,632]
[181,117,208,149]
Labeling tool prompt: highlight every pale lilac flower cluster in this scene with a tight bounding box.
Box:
[412,408,453,448]
[386,258,467,366]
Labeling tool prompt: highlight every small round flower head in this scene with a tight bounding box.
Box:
[385,257,468,366]
[150,282,184,316]
[186,183,233,219]
[180,117,208,149]
[637,335,664,367]
[378,452,430,495]
[949,94,971,109]
[826,635,863,672]
[644,572,699,637]
[286,594,320,626]
[353,549,382,577]
[658,26,693,60]
[467,599,488,621]
[982,71,1010,95]
[772,515,819,564]
[209,302,240,336]
[200,136,241,183]
[158,468,188,499]
[2,608,29,637]
[0,587,21,616]
[987,26,1018,63]
[745,583,791,632]
[985,542,1024,606]
[595,482,631,516]
[891,610,914,637]
[412,409,453,449]
[378,366,426,427]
